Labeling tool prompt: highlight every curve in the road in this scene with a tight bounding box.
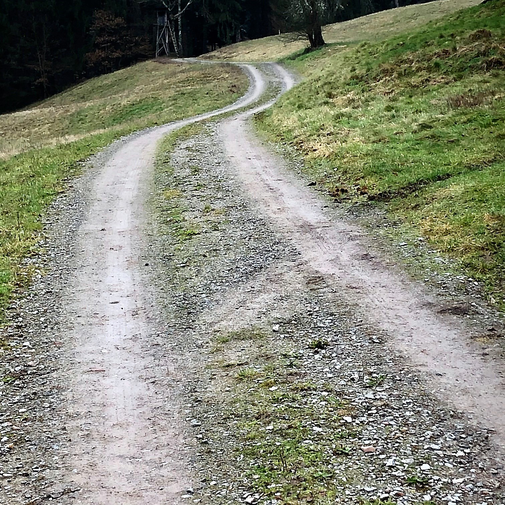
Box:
[220,69,505,454]
[57,62,283,504]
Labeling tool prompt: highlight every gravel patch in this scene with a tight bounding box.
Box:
[147,124,504,504]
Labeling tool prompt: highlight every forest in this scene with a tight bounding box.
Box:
[0,0,435,113]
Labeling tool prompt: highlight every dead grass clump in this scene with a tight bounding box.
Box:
[468,28,493,41]
[433,48,456,59]
[483,55,505,71]
[447,91,490,108]
[484,213,505,231]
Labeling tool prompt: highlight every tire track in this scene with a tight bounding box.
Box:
[220,70,505,454]
[54,63,284,504]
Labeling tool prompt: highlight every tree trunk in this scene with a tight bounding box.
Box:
[34,20,50,97]
[307,0,325,49]
[308,24,325,48]
[178,0,183,56]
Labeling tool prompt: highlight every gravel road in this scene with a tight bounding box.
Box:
[221,89,505,449]
[0,62,503,505]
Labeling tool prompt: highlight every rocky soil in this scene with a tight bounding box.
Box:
[146,124,504,504]
[0,63,503,505]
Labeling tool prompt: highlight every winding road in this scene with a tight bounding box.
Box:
[50,64,291,503]
[1,62,503,504]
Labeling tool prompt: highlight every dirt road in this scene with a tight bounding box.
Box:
[0,62,503,504]
[221,87,505,449]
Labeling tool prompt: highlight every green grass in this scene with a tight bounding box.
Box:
[257,0,505,307]
[0,132,115,307]
[210,330,355,505]
[0,61,248,322]
[0,61,247,157]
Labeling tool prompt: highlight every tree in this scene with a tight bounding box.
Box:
[158,0,193,56]
[283,0,344,49]
[85,10,148,75]
[243,0,272,40]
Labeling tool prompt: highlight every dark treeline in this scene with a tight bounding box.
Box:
[0,0,153,112]
[0,0,435,113]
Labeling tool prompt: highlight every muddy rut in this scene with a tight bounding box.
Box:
[0,62,503,504]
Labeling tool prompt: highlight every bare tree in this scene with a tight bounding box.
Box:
[286,0,343,49]
[160,0,194,55]
[140,0,193,56]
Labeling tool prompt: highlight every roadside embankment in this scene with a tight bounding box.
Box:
[257,0,505,309]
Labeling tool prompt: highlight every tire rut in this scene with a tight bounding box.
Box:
[221,91,505,454]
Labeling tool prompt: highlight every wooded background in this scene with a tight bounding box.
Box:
[0,0,434,113]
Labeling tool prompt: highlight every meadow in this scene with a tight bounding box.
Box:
[0,61,248,320]
[203,0,481,62]
[255,0,505,307]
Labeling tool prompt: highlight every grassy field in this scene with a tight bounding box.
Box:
[257,0,505,307]
[0,60,249,321]
[203,0,481,62]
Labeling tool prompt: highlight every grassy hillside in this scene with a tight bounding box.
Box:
[203,0,481,62]
[257,0,505,307]
[0,60,248,321]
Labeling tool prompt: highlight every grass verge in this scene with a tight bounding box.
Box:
[154,123,207,246]
[257,0,505,308]
[0,61,248,322]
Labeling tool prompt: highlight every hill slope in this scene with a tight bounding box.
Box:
[258,0,505,307]
[203,0,481,61]
[0,61,248,321]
